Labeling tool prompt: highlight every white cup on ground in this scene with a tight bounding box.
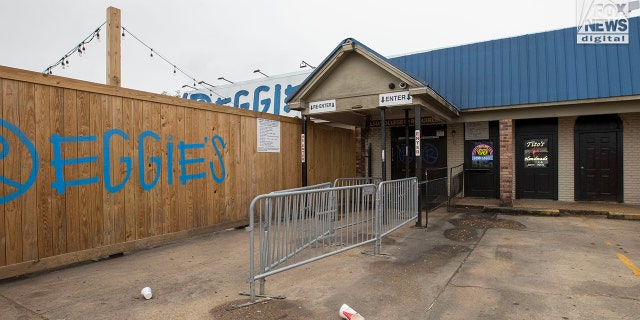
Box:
[141,287,153,299]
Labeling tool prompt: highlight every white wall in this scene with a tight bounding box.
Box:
[622,113,640,204]
[557,116,576,202]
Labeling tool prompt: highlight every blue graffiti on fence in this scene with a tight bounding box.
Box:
[0,119,40,204]
[0,118,227,204]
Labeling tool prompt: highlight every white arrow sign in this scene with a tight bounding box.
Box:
[379,91,412,107]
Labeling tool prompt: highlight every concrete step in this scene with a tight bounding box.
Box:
[449,201,640,220]
[608,212,640,220]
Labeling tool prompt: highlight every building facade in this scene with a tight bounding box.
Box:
[287,17,640,206]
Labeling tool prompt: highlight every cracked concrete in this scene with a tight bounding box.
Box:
[427,214,640,319]
[0,208,638,319]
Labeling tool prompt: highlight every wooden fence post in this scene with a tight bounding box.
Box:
[106,6,121,87]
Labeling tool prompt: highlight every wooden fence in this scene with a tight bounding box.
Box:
[0,66,355,279]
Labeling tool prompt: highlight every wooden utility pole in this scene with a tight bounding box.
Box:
[106,6,121,86]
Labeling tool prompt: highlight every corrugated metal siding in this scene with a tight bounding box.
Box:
[389,17,640,110]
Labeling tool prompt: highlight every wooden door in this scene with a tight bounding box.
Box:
[574,115,622,202]
[576,131,619,201]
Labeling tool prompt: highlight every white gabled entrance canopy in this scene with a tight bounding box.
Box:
[287,38,460,227]
[287,38,460,125]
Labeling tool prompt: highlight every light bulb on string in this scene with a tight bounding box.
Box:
[43,21,108,75]
[173,65,177,76]
[150,49,154,59]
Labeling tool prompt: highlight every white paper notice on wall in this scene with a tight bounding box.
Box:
[465,121,489,140]
[257,118,280,152]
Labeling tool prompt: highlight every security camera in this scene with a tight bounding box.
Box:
[388,83,395,89]
[399,82,407,89]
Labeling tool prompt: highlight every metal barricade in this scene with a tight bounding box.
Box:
[270,182,331,194]
[245,178,417,303]
[375,177,419,254]
[247,183,378,302]
[333,177,382,188]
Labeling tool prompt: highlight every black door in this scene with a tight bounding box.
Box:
[575,115,622,202]
[515,118,558,199]
[464,121,499,198]
[390,125,447,180]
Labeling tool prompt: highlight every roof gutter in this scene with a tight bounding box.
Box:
[410,86,460,117]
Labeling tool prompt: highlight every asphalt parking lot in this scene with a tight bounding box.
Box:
[0,207,638,319]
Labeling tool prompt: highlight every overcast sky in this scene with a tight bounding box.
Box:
[1,0,581,94]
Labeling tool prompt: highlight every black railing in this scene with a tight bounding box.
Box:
[447,163,464,211]
[424,167,449,213]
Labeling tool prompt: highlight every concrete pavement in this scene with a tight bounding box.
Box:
[0,207,638,319]
[426,214,640,319]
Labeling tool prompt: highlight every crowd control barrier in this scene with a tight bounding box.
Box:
[333,177,382,187]
[245,177,418,303]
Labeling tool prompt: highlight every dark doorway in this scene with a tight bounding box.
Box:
[464,121,499,198]
[575,114,623,202]
[515,118,558,200]
[390,124,447,180]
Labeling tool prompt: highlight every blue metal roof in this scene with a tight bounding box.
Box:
[389,17,640,110]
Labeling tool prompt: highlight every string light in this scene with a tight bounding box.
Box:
[43,22,106,74]
[120,25,225,97]
[198,81,216,88]
[44,21,225,98]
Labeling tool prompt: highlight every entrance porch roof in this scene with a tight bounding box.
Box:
[286,38,459,126]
